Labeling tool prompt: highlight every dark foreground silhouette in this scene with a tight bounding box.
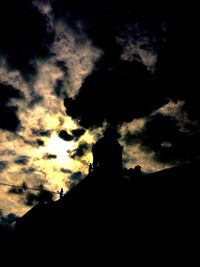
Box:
[1,159,198,264]
[2,132,199,264]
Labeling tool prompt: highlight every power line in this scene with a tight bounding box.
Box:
[0,182,59,194]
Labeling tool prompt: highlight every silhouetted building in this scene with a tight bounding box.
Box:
[92,127,123,175]
[124,165,142,186]
[12,159,200,265]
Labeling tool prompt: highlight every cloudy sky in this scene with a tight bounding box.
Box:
[0,0,199,219]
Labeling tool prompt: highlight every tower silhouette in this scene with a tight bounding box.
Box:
[92,127,123,175]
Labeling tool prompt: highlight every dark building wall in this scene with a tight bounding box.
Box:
[92,136,123,174]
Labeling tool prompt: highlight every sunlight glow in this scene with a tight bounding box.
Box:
[44,135,73,165]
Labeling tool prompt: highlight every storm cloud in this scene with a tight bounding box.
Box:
[71,128,86,141]
[69,142,90,159]
[0,161,8,172]
[67,171,85,189]
[121,112,200,165]
[0,0,199,218]
[32,129,51,137]
[15,156,30,165]
[58,128,86,142]
[0,210,19,226]
[43,153,57,160]
[0,0,54,79]
[58,130,74,141]
[0,83,23,132]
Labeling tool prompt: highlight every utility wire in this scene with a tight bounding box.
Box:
[0,182,59,194]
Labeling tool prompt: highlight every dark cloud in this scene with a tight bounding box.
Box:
[155,7,200,124]
[71,128,86,141]
[122,133,141,147]
[0,161,8,172]
[0,83,23,132]
[24,186,53,206]
[52,1,199,130]
[69,171,84,182]
[15,156,29,165]
[8,187,24,195]
[0,0,54,79]
[21,167,36,174]
[0,106,20,132]
[43,153,57,159]
[64,60,164,128]
[32,129,51,137]
[8,182,27,195]
[28,94,43,108]
[54,79,64,97]
[0,150,16,156]
[56,61,68,74]
[126,114,200,164]
[19,136,46,148]
[24,192,39,206]
[0,210,19,226]
[60,168,72,174]
[7,182,54,207]
[36,139,45,146]
[69,142,90,159]
[67,171,84,189]
[54,62,68,97]
[58,130,74,141]
[58,129,85,142]
[0,84,23,104]
[57,1,200,168]
[116,18,164,71]
[0,0,198,174]
[52,1,164,48]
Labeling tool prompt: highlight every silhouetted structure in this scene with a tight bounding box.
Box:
[88,163,93,174]
[123,165,143,184]
[9,131,200,263]
[58,188,64,199]
[134,165,142,176]
[92,127,123,175]
[10,158,200,265]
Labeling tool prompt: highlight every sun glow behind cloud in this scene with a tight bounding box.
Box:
[43,136,73,165]
[0,0,177,218]
[0,53,173,217]
[0,55,97,216]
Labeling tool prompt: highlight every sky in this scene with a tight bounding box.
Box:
[0,0,200,219]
